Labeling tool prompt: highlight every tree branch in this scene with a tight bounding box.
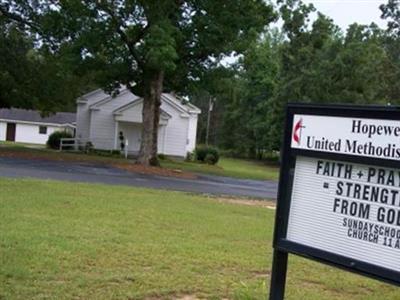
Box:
[115,26,145,70]
[0,3,60,49]
[0,4,42,33]
[96,2,146,70]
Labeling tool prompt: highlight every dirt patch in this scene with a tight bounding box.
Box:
[112,163,197,179]
[145,294,202,300]
[215,197,276,209]
[177,296,199,300]
[251,270,271,279]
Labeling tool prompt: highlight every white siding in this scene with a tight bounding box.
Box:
[115,101,142,123]
[116,98,188,156]
[82,89,111,105]
[15,123,60,144]
[79,88,200,158]
[89,91,137,150]
[186,114,198,153]
[119,122,142,153]
[0,122,6,141]
[158,125,166,154]
[76,102,91,140]
[76,89,117,141]
[161,101,189,157]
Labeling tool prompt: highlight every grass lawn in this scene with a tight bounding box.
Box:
[161,157,279,181]
[0,142,135,165]
[0,178,398,299]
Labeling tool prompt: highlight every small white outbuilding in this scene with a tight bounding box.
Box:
[76,87,201,158]
[0,108,76,145]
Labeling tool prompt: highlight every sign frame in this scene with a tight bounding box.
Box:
[269,103,400,300]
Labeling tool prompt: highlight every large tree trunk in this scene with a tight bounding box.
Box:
[137,69,164,166]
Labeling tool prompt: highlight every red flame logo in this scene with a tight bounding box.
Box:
[293,118,303,144]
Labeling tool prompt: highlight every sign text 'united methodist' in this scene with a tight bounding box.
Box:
[291,115,400,160]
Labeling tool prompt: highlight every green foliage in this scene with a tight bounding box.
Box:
[84,141,94,153]
[0,0,275,165]
[46,131,73,150]
[4,0,400,162]
[204,0,400,157]
[195,146,220,164]
[204,153,218,165]
[214,30,282,157]
[157,153,166,160]
[264,2,395,150]
[143,21,178,72]
[110,150,121,155]
[0,19,95,111]
[89,149,122,157]
[0,0,275,96]
[185,151,195,162]
[380,0,400,37]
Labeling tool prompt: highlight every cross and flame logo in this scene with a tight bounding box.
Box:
[293,118,304,145]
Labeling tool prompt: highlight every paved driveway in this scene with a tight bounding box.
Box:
[0,157,278,199]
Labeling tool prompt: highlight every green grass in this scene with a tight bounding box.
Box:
[0,142,134,165]
[161,157,279,181]
[0,178,398,299]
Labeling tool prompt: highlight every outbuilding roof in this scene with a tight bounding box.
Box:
[0,108,76,125]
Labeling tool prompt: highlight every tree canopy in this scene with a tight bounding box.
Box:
[1,0,399,161]
[198,0,400,158]
[0,0,275,165]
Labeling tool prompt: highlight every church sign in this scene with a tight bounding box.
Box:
[269,104,400,300]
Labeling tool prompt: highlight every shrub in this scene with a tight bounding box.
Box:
[46,131,73,150]
[195,146,220,165]
[110,150,121,156]
[84,141,94,153]
[204,153,218,165]
[185,151,195,162]
[89,149,123,157]
[263,151,280,164]
[158,153,166,160]
[195,146,208,161]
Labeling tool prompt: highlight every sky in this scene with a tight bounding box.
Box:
[302,0,387,31]
[223,0,389,65]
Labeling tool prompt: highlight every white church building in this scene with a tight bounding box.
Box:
[76,87,201,158]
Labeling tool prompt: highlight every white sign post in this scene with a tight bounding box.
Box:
[125,139,129,159]
[269,104,400,300]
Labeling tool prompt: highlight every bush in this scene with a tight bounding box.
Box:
[263,151,280,164]
[195,146,220,165]
[89,149,122,157]
[204,153,218,165]
[185,151,195,162]
[111,150,121,156]
[84,141,94,153]
[158,153,166,160]
[46,131,73,150]
[195,146,208,162]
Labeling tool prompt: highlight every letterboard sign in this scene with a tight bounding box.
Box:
[269,104,400,300]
